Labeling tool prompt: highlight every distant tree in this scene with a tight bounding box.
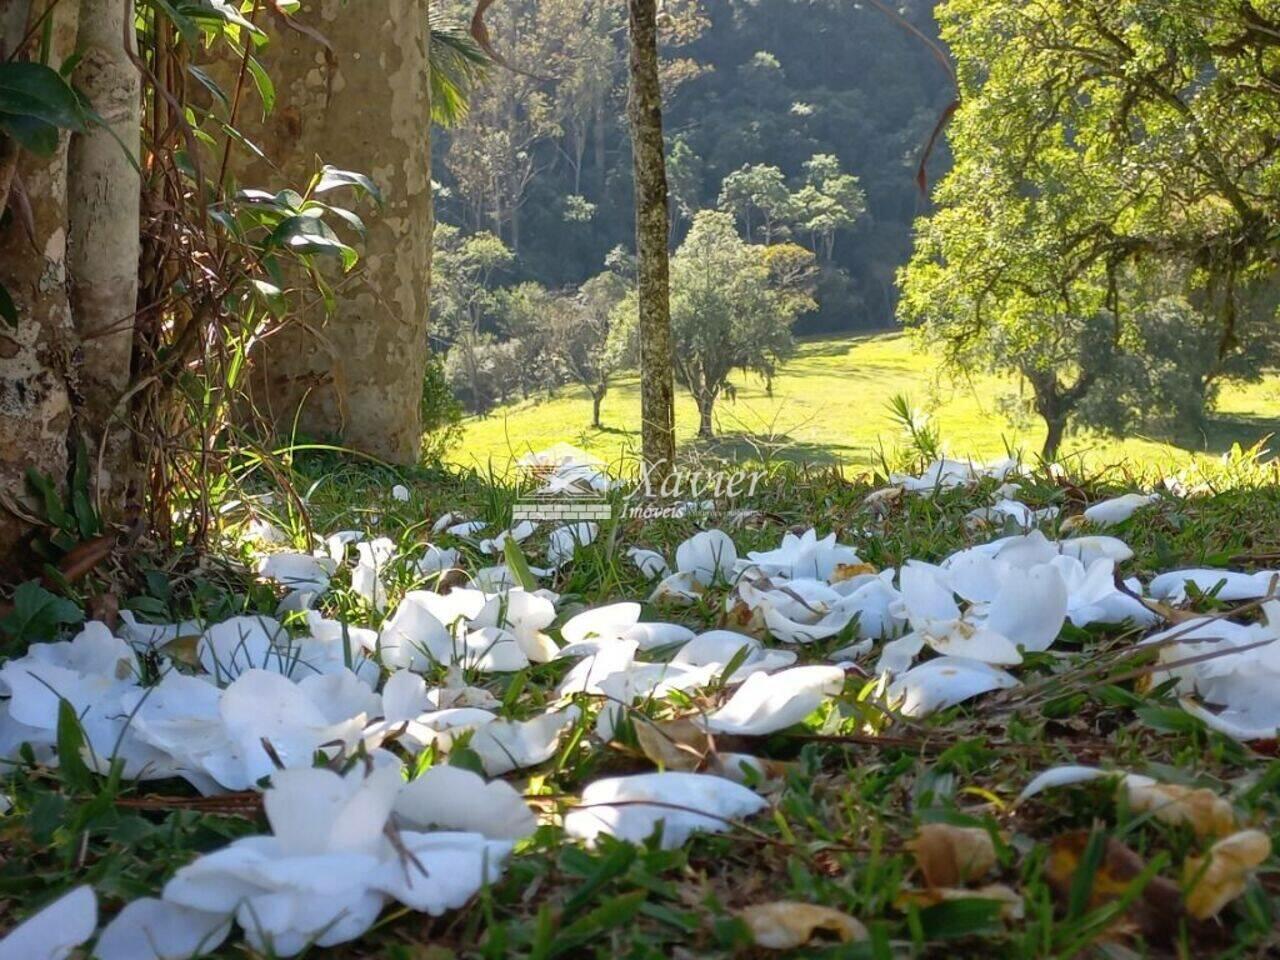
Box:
[903,0,1280,456]
[548,272,629,427]
[495,282,560,399]
[718,163,794,244]
[432,224,514,414]
[617,211,814,437]
[789,154,864,263]
[666,134,704,237]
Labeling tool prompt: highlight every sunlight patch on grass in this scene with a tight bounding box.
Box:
[449,333,1280,476]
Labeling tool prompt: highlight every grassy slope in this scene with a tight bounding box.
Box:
[450,333,1280,476]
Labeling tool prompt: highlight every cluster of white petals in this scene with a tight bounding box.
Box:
[5,452,1279,959]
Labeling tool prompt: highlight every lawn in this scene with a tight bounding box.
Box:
[450,333,1280,476]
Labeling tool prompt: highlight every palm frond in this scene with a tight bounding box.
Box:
[429,19,489,127]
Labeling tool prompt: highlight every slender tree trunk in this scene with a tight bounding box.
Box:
[240,0,432,464]
[1042,415,1066,462]
[591,388,603,428]
[627,0,675,478]
[68,0,142,506]
[696,392,715,438]
[0,0,80,571]
[593,96,606,198]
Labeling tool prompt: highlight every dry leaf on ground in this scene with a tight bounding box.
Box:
[1124,781,1236,838]
[1183,829,1272,920]
[908,823,997,887]
[739,901,868,949]
[634,717,712,771]
[1046,831,1183,944]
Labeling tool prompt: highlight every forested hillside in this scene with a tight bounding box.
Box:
[434,0,953,332]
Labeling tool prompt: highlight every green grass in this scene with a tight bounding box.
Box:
[450,333,1280,476]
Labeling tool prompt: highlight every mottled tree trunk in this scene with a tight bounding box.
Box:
[240,0,432,464]
[591,388,604,428]
[627,0,675,478]
[0,0,80,571]
[68,0,142,505]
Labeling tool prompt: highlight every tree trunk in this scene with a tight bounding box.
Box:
[627,0,675,479]
[696,395,715,438]
[0,0,80,572]
[591,389,603,428]
[68,0,142,506]
[1042,415,1066,462]
[593,95,606,198]
[239,0,432,464]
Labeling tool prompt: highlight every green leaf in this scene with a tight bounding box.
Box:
[25,467,71,531]
[313,165,383,204]
[916,897,1004,940]
[0,62,86,131]
[503,537,540,591]
[148,0,200,46]
[558,890,648,947]
[0,581,84,642]
[246,55,275,114]
[267,216,359,270]
[0,111,59,156]
[56,698,96,793]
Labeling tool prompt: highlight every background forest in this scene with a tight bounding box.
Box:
[429,0,956,417]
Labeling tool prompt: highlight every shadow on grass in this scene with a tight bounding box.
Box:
[1164,413,1280,457]
[685,431,852,466]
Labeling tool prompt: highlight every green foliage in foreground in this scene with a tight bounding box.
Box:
[447,333,1280,477]
[2,452,1280,957]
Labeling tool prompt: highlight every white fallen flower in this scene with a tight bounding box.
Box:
[564,772,768,848]
[478,520,537,556]
[469,706,582,776]
[1048,556,1159,628]
[628,546,671,579]
[394,765,536,840]
[649,570,705,605]
[0,884,96,960]
[896,560,1067,666]
[703,666,845,735]
[416,543,460,577]
[558,602,642,657]
[1014,764,1145,804]
[258,551,335,611]
[353,537,396,612]
[196,615,291,682]
[159,765,510,957]
[0,622,175,776]
[1071,493,1159,528]
[446,519,488,538]
[570,773,768,849]
[886,656,1018,718]
[391,483,411,502]
[547,522,599,567]
[94,898,232,960]
[116,610,201,649]
[676,529,738,585]
[740,529,862,580]
[1149,568,1280,603]
[473,589,559,662]
[622,621,697,651]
